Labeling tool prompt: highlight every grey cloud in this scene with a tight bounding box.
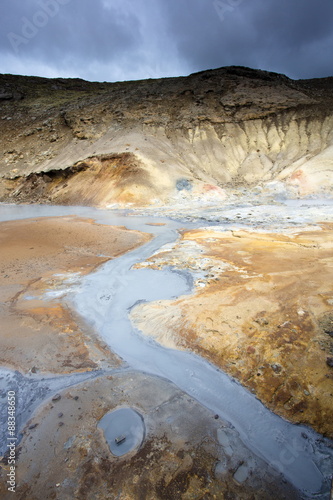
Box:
[0,0,332,81]
[162,0,333,79]
[1,0,142,75]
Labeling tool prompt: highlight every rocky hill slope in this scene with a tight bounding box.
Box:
[0,66,333,206]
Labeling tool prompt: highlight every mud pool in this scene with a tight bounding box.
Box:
[98,407,145,457]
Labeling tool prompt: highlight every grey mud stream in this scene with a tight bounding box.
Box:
[1,202,333,499]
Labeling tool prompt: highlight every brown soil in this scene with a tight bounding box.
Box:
[0,215,151,373]
[0,372,299,500]
[0,214,300,499]
[1,68,333,206]
[131,223,333,437]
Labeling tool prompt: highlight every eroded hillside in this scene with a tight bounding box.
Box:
[0,67,333,206]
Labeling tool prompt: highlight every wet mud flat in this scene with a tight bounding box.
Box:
[0,213,151,373]
[71,203,333,498]
[0,202,333,499]
[0,369,300,500]
[132,223,333,436]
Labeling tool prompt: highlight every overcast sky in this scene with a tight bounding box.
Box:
[0,0,332,82]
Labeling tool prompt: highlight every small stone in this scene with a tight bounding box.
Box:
[271,364,282,374]
[31,366,38,373]
[326,357,333,368]
[304,390,310,396]
[59,422,64,427]
[58,412,63,418]
[255,317,269,326]
[215,461,228,477]
[74,396,79,401]
[52,394,61,402]
[233,463,249,484]
[214,414,219,420]
[29,423,38,430]
[64,436,76,450]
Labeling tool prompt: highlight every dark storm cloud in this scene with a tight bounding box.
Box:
[1,0,139,64]
[0,0,332,81]
[162,0,333,79]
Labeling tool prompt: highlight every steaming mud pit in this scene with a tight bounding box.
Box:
[0,202,333,499]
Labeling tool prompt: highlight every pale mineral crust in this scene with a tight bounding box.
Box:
[131,223,333,437]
